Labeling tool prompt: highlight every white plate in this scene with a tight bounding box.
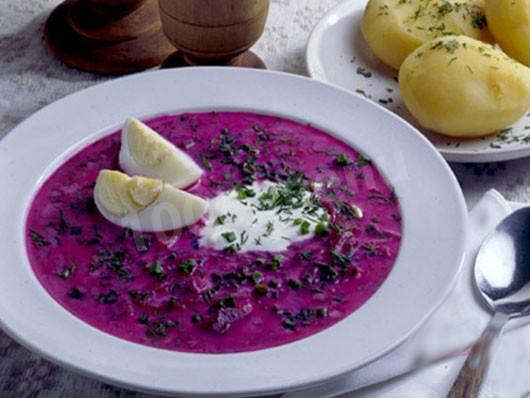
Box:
[0,68,467,397]
[306,0,530,163]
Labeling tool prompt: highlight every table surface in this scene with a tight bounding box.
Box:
[1,0,530,397]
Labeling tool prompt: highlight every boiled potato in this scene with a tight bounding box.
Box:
[486,0,530,66]
[361,0,493,69]
[399,36,530,137]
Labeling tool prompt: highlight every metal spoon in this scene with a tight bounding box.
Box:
[448,207,530,398]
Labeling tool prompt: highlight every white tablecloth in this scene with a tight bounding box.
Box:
[1,0,530,396]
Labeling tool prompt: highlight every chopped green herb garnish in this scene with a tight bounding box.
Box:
[356,66,372,78]
[444,40,460,54]
[288,279,301,290]
[58,210,69,235]
[377,4,389,16]
[300,252,313,261]
[240,230,249,246]
[471,13,487,29]
[224,243,242,253]
[436,0,453,17]
[91,250,130,279]
[254,284,269,296]
[68,287,83,300]
[299,220,311,235]
[215,214,227,225]
[431,39,460,54]
[59,264,77,279]
[147,261,166,280]
[221,231,237,243]
[317,263,338,281]
[201,156,213,171]
[179,259,197,274]
[237,186,256,200]
[267,255,284,271]
[219,130,237,156]
[96,290,118,304]
[89,262,100,272]
[255,257,266,266]
[356,154,372,167]
[331,251,351,267]
[146,320,175,337]
[29,230,50,248]
[70,226,82,235]
[281,318,296,330]
[335,153,351,166]
[138,313,149,324]
[316,308,328,318]
[315,223,329,236]
[134,235,151,252]
[264,220,274,237]
[355,89,368,97]
[251,271,264,284]
[215,296,236,308]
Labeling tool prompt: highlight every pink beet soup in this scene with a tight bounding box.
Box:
[25,112,401,353]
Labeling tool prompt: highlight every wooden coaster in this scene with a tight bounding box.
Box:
[44,0,175,75]
[161,51,266,69]
[68,0,159,41]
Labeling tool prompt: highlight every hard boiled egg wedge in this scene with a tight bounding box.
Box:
[94,169,208,232]
[119,118,203,189]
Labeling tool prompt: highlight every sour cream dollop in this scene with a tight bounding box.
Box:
[199,180,329,252]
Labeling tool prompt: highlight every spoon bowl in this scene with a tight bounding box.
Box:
[475,207,530,317]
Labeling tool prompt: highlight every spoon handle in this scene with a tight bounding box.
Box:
[447,311,509,398]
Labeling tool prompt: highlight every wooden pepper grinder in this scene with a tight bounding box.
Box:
[158,0,270,68]
[44,0,175,74]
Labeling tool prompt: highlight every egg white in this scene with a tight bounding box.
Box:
[119,118,203,189]
[95,182,208,232]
